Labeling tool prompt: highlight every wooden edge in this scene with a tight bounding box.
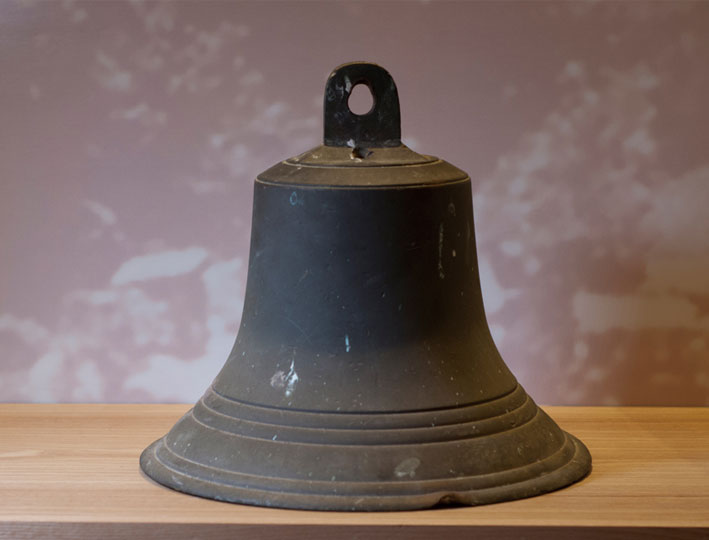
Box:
[2,523,706,540]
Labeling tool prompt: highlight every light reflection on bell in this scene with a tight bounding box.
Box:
[140,62,591,511]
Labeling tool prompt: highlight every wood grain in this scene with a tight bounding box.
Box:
[0,405,707,539]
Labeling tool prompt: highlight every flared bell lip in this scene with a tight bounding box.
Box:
[140,435,590,512]
[139,389,592,512]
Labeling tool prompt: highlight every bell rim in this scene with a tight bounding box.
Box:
[140,429,591,512]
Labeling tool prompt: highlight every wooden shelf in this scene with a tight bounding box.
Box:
[1,405,707,539]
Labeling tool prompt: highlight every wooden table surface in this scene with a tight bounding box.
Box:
[0,405,707,539]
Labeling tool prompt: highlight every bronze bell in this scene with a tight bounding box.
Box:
[140,62,591,511]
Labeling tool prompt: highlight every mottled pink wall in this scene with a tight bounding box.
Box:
[1,1,708,404]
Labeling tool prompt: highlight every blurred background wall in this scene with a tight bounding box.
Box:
[1,1,708,405]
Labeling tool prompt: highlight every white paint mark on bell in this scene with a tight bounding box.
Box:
[394,457,421,479]
[270,371,284,388]
[345,334,351,353]
[270,359,299,397]
[284,360,298,397]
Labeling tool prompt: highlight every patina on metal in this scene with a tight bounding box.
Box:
[140,62,592,511]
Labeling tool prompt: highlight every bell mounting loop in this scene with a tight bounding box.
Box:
[323,62,402,148]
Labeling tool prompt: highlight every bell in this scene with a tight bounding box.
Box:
[140,62,591,511]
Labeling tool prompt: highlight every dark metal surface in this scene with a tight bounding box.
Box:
[323,62,401,148]
[140,62,591,511]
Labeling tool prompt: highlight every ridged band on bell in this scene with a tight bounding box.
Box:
[140,62,591,511]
